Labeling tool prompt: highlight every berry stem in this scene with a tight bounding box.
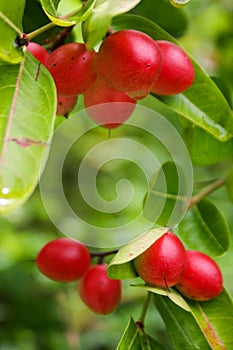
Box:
[189,178,225,207]
[136,291,151,333]
[91,249,118,259]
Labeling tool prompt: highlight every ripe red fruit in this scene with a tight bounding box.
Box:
[78,264,122,315]
[36,238,90,282]
[56,95,78,116]
[96,30,162,99]
[45,43,97,96]
[134,231,187,288]
[151,40,195,96]
[26,42,49,65]
[84,78,136,128]
[176,250,223,301]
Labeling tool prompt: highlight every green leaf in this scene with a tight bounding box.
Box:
[187,288,233,350]
[154,294,212,350]
[183,126,233,165]
[112,14,233,142]
[133,284,190,312]
[83,0,141,50]
[0,52,56,215]
[178,197,231,257]
[140,333,167,350]
[168,0,190,8]
[108,227,167,279]
[143,161,189,227]
[0,0,25,64]
[131,0,188,38]
[116,318,141,350]
[40,0,96,27]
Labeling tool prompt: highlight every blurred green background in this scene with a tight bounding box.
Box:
[1,0,233,349]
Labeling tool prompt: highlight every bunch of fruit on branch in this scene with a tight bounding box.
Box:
[26,29,195,127]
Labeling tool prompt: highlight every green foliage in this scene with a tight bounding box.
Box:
[0,0,25,63]
[177,198,231,257]
[0,52,56,214]
[0,0,233,349]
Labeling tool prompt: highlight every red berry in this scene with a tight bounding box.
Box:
[176,250,223,301]
[151,40,195,96]
[84,78,136,128]
[56,95,78,116]
[36,238,90,282]
[45,43,97,96]
[78,264,122,315]
[96,30,162,99]
[26,42,49,65]
[134,231,187,288]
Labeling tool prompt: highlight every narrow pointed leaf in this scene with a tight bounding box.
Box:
[116,318,141,350]
[133,284,190,312]
[0,0,25,64]
[187,288,233,350]
[112,15,233,141]
[108,227,167,279]
[0,52,56,215]
[178,197,231,257]
[154,294,212,350]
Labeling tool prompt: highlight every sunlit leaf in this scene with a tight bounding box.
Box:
[0,0,25,64]
[133,283,190,312]
[178,197,231,257]
[169,0,190,8]
[112,14,233,142]
[40,0,96,27]
[108,227,167,279]
[0,52,56,215]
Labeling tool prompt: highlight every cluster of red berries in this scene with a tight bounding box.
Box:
[26,29,194,127]
[134,231,223,301]
[36,238,121,315]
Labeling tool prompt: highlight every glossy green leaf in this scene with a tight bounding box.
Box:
[108,227,167,279]
[0,52,56,215]
[140,333,167,350]
[40,0,96,27]
[178,197,231,257]
[183,126,233,165]
[143,161,189,227]
[154,294,212,350]
[83,0,141,50]
[131,0,188,38]
[116,318,141,350]
[112,15,233,142]
[187,288,233,349]
[132,284,190,312]
[0,0,25,64]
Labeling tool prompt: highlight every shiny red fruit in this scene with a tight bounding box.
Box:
[151,40,194,96]
[134,231,187,288]
[96,30,162,99]
[45,43,97,96]
[56,95,78,116]
[36,238,90,282]
[78,264,122,315]
[84,78,136,128]
[26,42,49,65]
[176,250,223,301]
